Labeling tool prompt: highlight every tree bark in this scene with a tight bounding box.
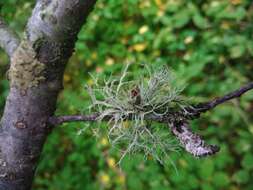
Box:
[0,0,97,189]
[0,17,20,57]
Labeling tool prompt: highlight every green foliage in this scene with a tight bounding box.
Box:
[1,0,253,189]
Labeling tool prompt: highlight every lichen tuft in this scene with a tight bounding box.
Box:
[86,64,187,165]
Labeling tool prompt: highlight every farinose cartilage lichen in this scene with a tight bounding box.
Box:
[86,64,186,164]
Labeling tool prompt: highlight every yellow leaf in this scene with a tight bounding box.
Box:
[155,0,163,7]
[116,173,126,185]
[230,0,241,5]
[105,57,115,66]
[100,173,110,186]
[139,0,151,8]
[91,52,97,60]
[157,10,165,17]
[133,43,147,52]
[184,36,193,44]
[100,137,109,146]
[107,157,116,168]
[139,25,149,34]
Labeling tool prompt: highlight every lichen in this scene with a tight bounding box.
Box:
[8,40,45,90]
[86,64,185,165]
[39,1,58,25]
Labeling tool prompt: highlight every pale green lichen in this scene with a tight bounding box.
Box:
[8,40,45,90]
[86,64,186,165]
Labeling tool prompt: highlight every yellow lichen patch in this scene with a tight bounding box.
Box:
[8,40,45,90]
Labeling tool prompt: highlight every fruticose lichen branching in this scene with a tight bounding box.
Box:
[86,64,186,164]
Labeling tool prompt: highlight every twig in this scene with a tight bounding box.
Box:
[48,82,253,158]
[49,82,253,125]
[185,82,253,118]
[0,17,20,57]
[196,82,253,111]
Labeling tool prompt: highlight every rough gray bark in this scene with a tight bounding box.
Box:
[0,0,97,189]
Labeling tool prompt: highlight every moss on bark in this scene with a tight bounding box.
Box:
[8,40,45,91]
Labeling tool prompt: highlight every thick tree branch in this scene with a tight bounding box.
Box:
[49,82,253,125]
[0,17,20,57]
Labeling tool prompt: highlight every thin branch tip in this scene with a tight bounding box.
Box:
[188,82,253,116]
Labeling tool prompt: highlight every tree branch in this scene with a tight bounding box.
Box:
[0,17,20,57]
[48,82,253,158]
[48,113,100,126]
[49,82,253,125]
[185,82,253,118]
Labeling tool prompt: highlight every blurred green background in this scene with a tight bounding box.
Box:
[1,0,253,189]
